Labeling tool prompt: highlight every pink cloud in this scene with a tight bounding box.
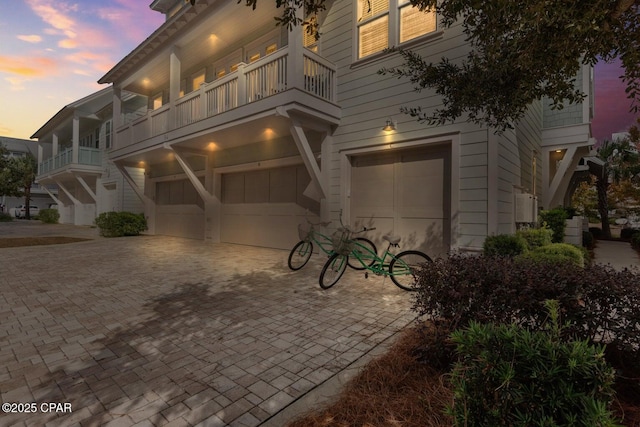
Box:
[97,0,164,44]
[25,0,77,38]
[17,35,43,43]
[0,55,59,78]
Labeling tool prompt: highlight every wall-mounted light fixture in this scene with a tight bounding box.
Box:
[382,119,396,132]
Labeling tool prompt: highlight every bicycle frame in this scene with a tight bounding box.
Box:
[349,239,400,276]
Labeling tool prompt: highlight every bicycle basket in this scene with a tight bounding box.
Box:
[331,228,354,256]
[298,223,312,242]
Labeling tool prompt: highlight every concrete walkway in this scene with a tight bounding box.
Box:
[592,239,640,270]
[0,222,416,427]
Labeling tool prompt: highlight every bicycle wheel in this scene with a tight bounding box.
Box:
[348,237,377,270]
[288,241,313,271]
[319,253,348,289]
[389,250,432,291]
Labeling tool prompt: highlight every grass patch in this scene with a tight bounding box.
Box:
[0,236,91,248]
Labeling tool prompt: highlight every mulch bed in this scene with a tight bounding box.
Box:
[0,237,91,248]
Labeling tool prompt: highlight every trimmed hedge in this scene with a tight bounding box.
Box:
[412,254,640,369]
[482,234,528,257]
[516,227,553,250]
[95,212,147,237]
[38,208,59,224]
[0,212,13,222]
[517,242,585,267]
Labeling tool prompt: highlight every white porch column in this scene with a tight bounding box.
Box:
[169,46,182,127]
[52,133,58,156]
[113,86,122,130]
[37,143,43,175]
[286,7,304,90]
[72,115,80,164]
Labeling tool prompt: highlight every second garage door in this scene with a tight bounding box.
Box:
[220,164,320,249]
[350,144,451,258]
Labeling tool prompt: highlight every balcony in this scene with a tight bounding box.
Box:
[114,47,337,148]
[38,147,102,176]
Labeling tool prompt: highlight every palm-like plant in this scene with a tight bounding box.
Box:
[595,138,640,238]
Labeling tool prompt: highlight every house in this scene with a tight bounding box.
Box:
[0,136,57,214]
[34,0,595,255]
[33,88,144,226]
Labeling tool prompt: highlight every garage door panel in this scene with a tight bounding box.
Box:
[351,162,394,211]
[396,218,447,256]
[244,170,269,203]
[156,205,204,240]
[221,203,317,249]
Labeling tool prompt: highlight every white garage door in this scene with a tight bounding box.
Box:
[350,144,450,258]
[220,165,320,249]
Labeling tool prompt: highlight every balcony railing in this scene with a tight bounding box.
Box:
[116,46,337,148]
[38,147,102,175]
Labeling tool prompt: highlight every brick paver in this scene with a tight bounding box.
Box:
[0,224,415,426]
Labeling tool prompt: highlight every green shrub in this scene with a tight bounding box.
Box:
[518,242,584,267]
[539,207,569,243]
[0,212,13,222]
[516,227,552,250]
[483,234,528,257]
[447,301,618,427]
[94,211,147,237]
[412,254,640,370]
[38,208,59,224]
[631,232,640,250]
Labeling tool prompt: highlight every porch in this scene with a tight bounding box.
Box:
[38,146,102,175]
[114,46,337,149]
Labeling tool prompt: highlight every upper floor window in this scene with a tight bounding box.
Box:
[356,0,436,59]
[191,69,205,91]
[152,93,163,110]
[303,17,319,52]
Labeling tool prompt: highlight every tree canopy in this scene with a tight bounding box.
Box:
[243,0,640,131]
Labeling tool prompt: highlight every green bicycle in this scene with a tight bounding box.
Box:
[319,226,432,291]
[287,216,377,271]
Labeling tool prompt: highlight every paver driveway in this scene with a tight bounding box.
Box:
[0,230,416,426]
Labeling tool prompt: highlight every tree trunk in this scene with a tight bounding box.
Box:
[24,186,31,220]
[596,176,611,238]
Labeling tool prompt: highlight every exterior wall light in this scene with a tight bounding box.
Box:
[382,119,396,132]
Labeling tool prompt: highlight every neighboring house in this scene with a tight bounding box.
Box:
[33,87,144,226]
[0,136,57,215]
[36,0,595,254]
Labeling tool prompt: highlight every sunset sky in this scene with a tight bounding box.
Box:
[0,0,636,143]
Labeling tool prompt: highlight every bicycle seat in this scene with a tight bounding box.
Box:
[383,234,401,245]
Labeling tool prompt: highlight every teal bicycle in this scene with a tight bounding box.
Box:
[319,226,431,291]
[288,216,377,271]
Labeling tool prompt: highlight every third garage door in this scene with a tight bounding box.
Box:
[350,144,450,258]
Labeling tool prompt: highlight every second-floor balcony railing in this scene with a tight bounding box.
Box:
[38,146,102,175]
[116,46,336,147]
